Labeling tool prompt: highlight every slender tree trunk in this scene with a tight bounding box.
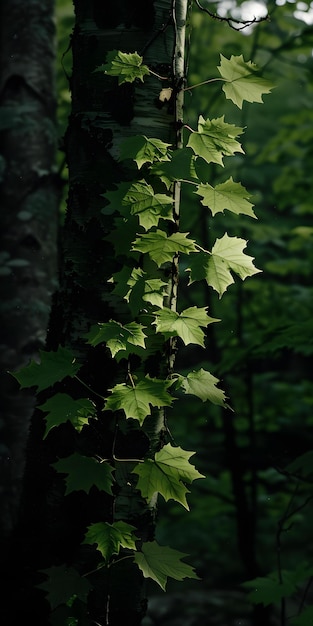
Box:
[9,2,188,625]
[0,0,58,542]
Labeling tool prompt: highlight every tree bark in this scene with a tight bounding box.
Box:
[8,2,189,625]
[0,0,58,542]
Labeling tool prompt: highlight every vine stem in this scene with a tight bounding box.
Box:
[74,375,105,400]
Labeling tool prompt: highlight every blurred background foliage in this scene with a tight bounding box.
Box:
[55,1,313,623]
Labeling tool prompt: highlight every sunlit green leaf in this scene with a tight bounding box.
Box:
[122,181,174,230]
[95,50,150,85]
[195,177,256,218]
[134,541,199,590]
[153,306,219,347]
[133,443,204,509]
[83,521,137,562]
[187,234,261,298]
[119,135,171,168]
[218,54,274,109]
[174,369,227,406]
[187,115,244,166]
[132,229,198,265]
[104,376,174,424]
[85,320,147,357]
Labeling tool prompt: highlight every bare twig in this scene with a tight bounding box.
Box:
[194,0,269,31]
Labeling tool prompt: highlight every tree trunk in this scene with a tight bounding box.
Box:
[9,2,188,625]
[0,0,58,542]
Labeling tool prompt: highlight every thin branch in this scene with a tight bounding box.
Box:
[194,0,269,31]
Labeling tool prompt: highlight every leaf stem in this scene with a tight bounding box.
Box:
[149,68,168,80]
[183,77,224,91]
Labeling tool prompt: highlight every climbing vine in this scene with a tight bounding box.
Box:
[12,46,273,617]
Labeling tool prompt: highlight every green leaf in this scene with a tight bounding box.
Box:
[102,181,131,216]
[106,215,140,258]
[133,443,204,509]
[195,177,256,218]
[95,50,150,85]
[242,570,300,606]
[38,394,96,438]
[134,541,199,590]
[111,266,168,315]
[187,234,261,298]
[151,148,197,188]
[38,565,91,610]
[119,135,171,168]
[11,346,80,392]
[104,376,174,424]
[84,320,147,357]
[53,453,114,496]
[187,115,244,166]
[122,181,174,230]
[153,306,219,347]
[126,268,168,312]
[290,605,313,625]
[174,369,227,406]
[218,54,274,109]
[132,229,198,265]
[83,521,137,562]
[286,451,313,478]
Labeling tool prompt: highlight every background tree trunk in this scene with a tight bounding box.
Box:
[0,0,58,542]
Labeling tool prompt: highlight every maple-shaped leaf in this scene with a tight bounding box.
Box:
[187,115,244,166]
[209,234,261,297]
[242,571,297,607]
[38,394,96,438]
[11,346,80,392]
[102,181,131,216]
[187,235,261,298]
[119,135,171,168]
[105,215,141,258]
[151,147,197,189]
[95,50,150,85]
[126,268,168,312]
[153,306,219,347]
[53,453,114,495]
[104,376,174,424]
[132,229,198,265]
[38,565,91,610]
[122,181,174,230]
[85,320,147,357]
[174,369,227,406]
[195,177,256,218]
[218,54,274,109]
[134,541,199,590]
[133,443,204,509]
[83,521,137,562]
[111,266,168,314]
